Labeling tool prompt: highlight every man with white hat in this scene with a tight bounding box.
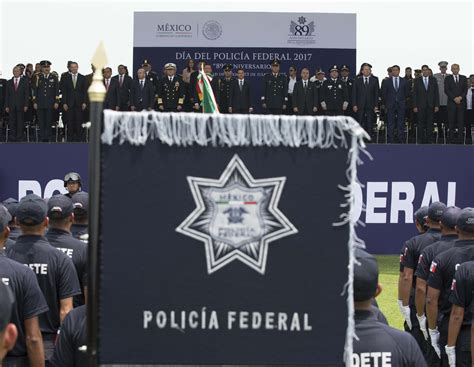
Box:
[434,61,450,131]
[157,63,185,112]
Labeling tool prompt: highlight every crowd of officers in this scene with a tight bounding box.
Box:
[0,170,473,366]
[0,172,88,366]
[397,203,474,366]
[1,58,473,144]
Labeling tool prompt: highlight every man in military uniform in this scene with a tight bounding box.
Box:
[157,63,185,112]
[353,249,427,366]
[32,60,60,142]
[427,208,474,365]
[340,65,354,117]
[310,68,325,115]
[292,67,318,115]
[320,65,349,116]
[219,64,234,114]
[142,59,159,108]
[434,61,450,132]
[261,60,288,115]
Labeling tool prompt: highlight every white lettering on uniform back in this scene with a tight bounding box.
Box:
[57,248,74,258]
[352,352,392,366]
[25,263,48,275]
[1,277,9,285]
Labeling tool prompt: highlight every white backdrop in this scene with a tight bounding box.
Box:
[1,0,473,79]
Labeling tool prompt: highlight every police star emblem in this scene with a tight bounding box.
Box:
[176,155,298,275]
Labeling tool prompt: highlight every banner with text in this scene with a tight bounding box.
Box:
[1,144,472,255]
[133,12,356,113]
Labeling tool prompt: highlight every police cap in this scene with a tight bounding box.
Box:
[441,206,461,229]
[142,59,150,66]
[340,65,350,71]
[456,207,474,233]
[40,60,52,67]
[0,205,12,232]
[428,201,447,221]
[164,63,176,70]
[2,198,19,218]
[223,64,233,71]
[16,194,48,226]
[329,65,339,73]
[315,68,325,75]
[270,60,280,66]
[72,192,89,217]
[438,61,448,67]
[414,206,428,226]
[48,195,74,220]
[354,249,379,302]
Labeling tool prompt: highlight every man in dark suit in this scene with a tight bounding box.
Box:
[465,74,474,145]
[112,65,132,111]
[229,68,252,114]
[157,63,185,112]
[5,66,29,141]
[33,61,60,142]
[352,63,379,139]
[0,71,7,136]
[61,62,87,142]
[320,65,349,116]
[381,65,410,143]
[292,67,318,115]
[130,68,155,111]
[193,63,220,112]
[102,67,120,111]
[261,60,288,115]
[444,64,468,144]
[412,65,439,144]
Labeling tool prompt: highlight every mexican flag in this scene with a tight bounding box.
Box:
[196,65,219,113]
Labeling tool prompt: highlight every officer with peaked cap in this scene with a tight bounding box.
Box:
[157,63,185,112]
[352,248,427,366]
[427,208,474,365]
[310,68,325,115]
[33,60,60,142]
[0,203,49,366]
[434,61,450,129]
[142,59,159,106]
[219,64,234,114]
[320,65,349,116]
[6,194,81,364]
[340,64,354,117]
[46,195,88,307]
[261,60,288,115]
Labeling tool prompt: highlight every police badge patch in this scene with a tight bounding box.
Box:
[177,154,298,274]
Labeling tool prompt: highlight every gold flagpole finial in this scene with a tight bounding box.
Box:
[88,41,108,102]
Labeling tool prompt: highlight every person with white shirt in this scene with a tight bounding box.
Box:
[111,64,132,111]
[412,65,440,144]
[4,66,29,141]
[434,61,450,128]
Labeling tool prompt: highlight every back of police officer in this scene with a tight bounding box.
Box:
[70,192,89,242]
[46,195,88,307]
[1,204,48,367]
[427,208,474,366]
[2,198,21,242]
[50,305,87,367]
[6,194,81,363]
[353,248,426,367]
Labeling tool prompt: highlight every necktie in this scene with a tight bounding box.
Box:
[304,81,307,89]
[169,77,172,82]
[239,80,243,91]
[105,79,109,91]
[140,80,144,90]
[395,77,399,91]
[73,74,77,88]
[364,77,368,86]
[119,75,123,87]
[471,88,474,108]
[455,75,458,83]
[424,77,428,91]
[14,78,18,91]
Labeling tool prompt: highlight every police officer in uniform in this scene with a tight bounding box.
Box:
[46,195,88,307]
[434,61,450,131]
[142,59,159,108]
[0,204,48,367]
[446,260,474,366]
[399,201,445,356]
[427,208,474,365]
[71,192,89,242]
[261,60,288,115]
[399,206,429,273]
[0,282,17,364]
[340,65,354,116]
[63,172,82,198]
[414,206,460,365]
[219,64,234,114]
[311,68,325,115]
[320,65,349,116]
[6,194,81,364]
[353,248,427,366]
[157,63,185,112]
[50,305,86,367]
[2,198,21,242]
[32,60,60,142]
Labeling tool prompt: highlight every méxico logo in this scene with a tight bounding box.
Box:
[176,155,298,275]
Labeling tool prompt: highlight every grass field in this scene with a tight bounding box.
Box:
[375,255,404,330]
